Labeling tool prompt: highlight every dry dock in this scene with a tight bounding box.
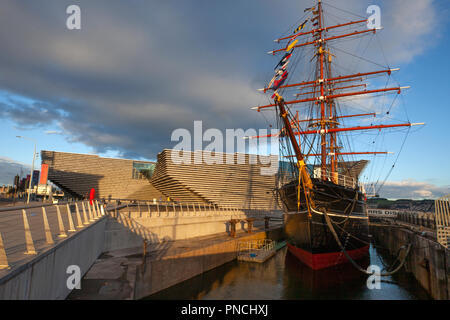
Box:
[68,225,283,300]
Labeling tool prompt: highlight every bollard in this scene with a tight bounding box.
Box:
[56,205,67,238]
[75,203,84,228]
[173,203,176,217]
[81,201,89,224]
[230,219,238,238]
[157,202,160,217]
[22,209,37,255]
[41,207,54,244]
[66,204,76,232]
[246,218,254,234]
[0,232,9,269]
[147,202,151,218]
[138,202,141,217]
[166,203,169,217]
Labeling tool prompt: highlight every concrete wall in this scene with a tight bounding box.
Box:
[371,225,449,300]
[133,227,284,299]
[0,218,106,300]
[103,209,279,252]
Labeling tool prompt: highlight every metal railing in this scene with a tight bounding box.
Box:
[435,195,450,248]
[0,199,106,270]
[106,198,283,218]
[237,239,275,256]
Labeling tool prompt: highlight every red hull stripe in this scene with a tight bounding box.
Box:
[287,243,369,270]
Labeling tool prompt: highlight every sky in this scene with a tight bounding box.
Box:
[0,0,449,199]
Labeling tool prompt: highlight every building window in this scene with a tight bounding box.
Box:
[132,162,155,180]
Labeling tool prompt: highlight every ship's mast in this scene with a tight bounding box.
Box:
[317,0,327,181]
[251,0,425,186]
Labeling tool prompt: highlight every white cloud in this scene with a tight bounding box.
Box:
[378,179,449,199]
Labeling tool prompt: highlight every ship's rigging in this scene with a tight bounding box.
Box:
[250,0,424,196]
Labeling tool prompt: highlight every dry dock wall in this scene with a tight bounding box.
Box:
[133,227,284,299]
[104,209,280,252]
[0,218,107,300]
[371,225,449,300]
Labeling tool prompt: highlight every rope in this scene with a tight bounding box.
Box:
[314,206,412,276]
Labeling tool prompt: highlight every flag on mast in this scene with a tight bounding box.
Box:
[274,52,292,70]
[293,19,308,33]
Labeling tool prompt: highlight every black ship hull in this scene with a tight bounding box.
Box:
[279,178,370,270]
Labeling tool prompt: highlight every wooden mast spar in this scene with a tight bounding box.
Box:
[252,0,424,189]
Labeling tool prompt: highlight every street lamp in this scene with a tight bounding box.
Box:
[16,136,37,204]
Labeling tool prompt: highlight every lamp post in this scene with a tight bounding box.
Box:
[16,136,37,204]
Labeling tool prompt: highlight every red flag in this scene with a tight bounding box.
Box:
[89,188,95,205]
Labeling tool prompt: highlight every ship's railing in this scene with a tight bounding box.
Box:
[276,169,356,189]
[435,195,450,248]
[314,170,356,189]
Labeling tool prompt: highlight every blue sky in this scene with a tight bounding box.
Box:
[0,0,449,199]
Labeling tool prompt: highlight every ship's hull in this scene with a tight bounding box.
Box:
[280,178,370,270]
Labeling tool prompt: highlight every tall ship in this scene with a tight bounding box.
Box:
[250,0,423,270]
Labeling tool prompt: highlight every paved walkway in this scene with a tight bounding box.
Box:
[0,201,102,277]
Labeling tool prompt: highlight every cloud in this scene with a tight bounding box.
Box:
[378,179,449,199]
[0,0,441,161]
[0,157,31,186]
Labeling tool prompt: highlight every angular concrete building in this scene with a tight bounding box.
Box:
[40,149,281,210]
[40,151,162,200]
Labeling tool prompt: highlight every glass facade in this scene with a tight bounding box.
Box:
[132,162,155,180]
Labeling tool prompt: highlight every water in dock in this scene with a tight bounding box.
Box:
[146,244,431,300]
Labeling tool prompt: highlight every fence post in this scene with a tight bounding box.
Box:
[0,232,9,269]
[22,209,37,255]
[96,200,102,217]
[75,203,84,228]
[90,202,96,219]
[66,204,76,232]
[56,205,67,238]
[93,202,99,220]
[87,201,94,221]
[41,207,54,245]
[81,201,89,224]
